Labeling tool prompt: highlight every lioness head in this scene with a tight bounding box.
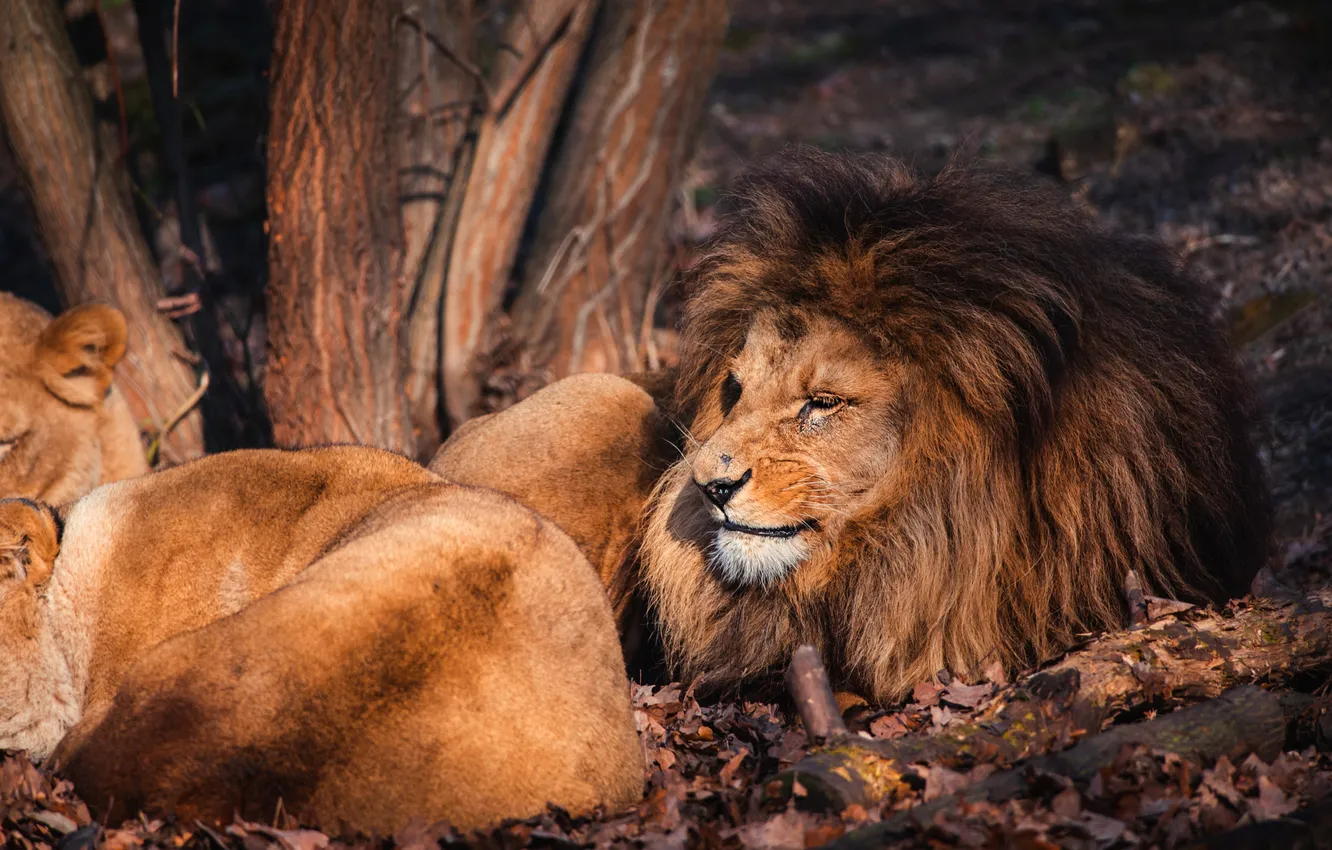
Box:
[641,148,1272,703]
[0,293,147,503]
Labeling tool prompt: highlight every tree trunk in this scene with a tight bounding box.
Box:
[501,0,728,409]
[264,0,413,454]
[396,0,484,459]
[0,0,204,464]
[440,0,599,427]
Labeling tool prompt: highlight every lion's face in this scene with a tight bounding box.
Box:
[0,294,147,505]
[677,311,903,585]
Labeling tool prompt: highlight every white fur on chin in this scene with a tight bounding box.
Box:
[710,528,810,585]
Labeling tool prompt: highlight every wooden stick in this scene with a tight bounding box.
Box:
[1123,569,1149,628]
[785,645,849,742]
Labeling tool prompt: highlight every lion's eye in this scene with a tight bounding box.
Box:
[720,372,743,415]
[0,438,15,461]
[800,394,846,421]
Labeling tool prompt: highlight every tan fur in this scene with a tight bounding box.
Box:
[0,293,148,504]
[0,446,642,833]
[639,149,1272,704]
[430,373,679,618]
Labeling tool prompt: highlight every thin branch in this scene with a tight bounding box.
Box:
[785,645,849,742]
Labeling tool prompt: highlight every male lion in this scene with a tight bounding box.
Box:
[638,148,1272,704]
[0,446,642,833]
[0,292,147,503]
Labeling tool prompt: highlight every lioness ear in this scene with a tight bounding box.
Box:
[0,499,60,589]
[34,303,129,407]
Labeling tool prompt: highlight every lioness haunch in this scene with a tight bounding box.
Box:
[0,446,642,834]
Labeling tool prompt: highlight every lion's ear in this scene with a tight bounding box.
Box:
[0,499,60,590]
[34,303,129,407]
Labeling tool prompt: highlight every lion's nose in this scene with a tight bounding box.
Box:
[696,468,752,509]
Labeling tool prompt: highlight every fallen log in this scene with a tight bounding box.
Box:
[773,597,1332,812]
[826,685,1287,848]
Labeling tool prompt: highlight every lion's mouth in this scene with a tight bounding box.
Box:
[720,519,818,539]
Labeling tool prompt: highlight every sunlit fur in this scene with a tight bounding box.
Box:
[0,294,146,505]
[640,147,1273,704]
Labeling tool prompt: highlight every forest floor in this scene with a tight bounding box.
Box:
[5,1,1332,848]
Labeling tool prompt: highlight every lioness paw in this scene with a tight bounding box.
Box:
[0,499,60,588]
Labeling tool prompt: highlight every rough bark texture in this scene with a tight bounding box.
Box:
[265,0,413,454]
[397,0,484,458]
[775,598,1332,812]
[441,0,598,427]
[500,0,730,413]
[0,0,204,463]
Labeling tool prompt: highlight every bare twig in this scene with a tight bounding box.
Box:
[785,645,849,742]
[171,0,181,96]
[146,368,209,467]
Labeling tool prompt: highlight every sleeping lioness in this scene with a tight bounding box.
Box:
[0,445,642,833]
[0,293,147,503]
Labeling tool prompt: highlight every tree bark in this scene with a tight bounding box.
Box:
[264,0,413,454]
[440,0,599,427]
[0,0,204,464]
[502,0,728,405]
[395,0,484,459]
[773,597,1332,813]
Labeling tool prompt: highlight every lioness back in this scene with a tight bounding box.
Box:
[59,445,442,713]
[51,483,643,833]
[0,293,147,504]
[430,372,680,616]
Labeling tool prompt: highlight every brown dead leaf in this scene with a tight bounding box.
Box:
[911,680,944,706]
[1249,774,1299,820]
[929,704,953,730]
[1076,811,1130,844]
[1145,596,1196,620]
[869,713,909,740]
[772,728,809,766]
[718,750,749,788]
[941,681,994,710]
[655,747,678,771]
[1202,755,1244,809]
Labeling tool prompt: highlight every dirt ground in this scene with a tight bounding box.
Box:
[3,1,1332,848]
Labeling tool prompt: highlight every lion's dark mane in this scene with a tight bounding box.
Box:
[645,147,1272,701]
